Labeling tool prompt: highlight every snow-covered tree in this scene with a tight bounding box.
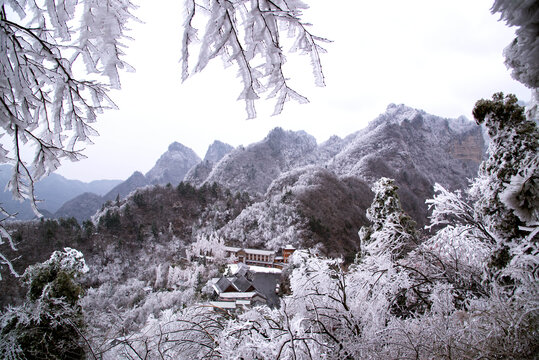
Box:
[0,248,89,359]
[181,0,329,119]
[186,232,227,261]
[491,0,539,90]
[0,0,136,279]
[490,0,538,120]
[359,177,418,259]
[0,0,328,280]
[104,306,226,359]
[470,93,538,269]
[0,0,136,206]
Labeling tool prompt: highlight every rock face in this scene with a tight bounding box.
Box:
[201,128,319,195]
[145,142,201,185]
[184,140,234,185]
[203,140,234,163]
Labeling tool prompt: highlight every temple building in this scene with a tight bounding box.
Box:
[224,245,295,268]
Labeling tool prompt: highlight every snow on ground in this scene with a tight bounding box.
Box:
[227,263,282,274]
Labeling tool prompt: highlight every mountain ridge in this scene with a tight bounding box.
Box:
[0,166,121,220]
[13,103,484,225]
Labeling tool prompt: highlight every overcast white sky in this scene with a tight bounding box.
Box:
[56,0,530,182]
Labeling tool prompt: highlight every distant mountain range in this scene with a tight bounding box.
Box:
[0,166,121,220]
[54,141,226,222]
[1,104,486,225]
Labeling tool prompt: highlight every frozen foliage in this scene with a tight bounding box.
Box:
[0,0,136,205]
[186,232,227,261]
[220,193,304,249]
[220,165,371,257]
[491,0,539,89]
[81,234,226,357]
[471,93,538,244]
[181,0,329,118]
[0,0,135,281]
[104,306,226,359]
[359,177,418,260]
[0,248,88,359]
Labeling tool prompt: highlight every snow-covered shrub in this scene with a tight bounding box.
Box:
[0,248,89,359]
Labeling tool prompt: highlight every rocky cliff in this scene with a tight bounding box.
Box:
[145,142,201,185]
[200,128,319,195]
[184,140,234,185]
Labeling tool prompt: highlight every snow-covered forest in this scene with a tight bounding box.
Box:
[1,0,538,359]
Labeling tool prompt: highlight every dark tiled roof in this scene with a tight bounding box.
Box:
[215,277,233,293]
[232,276,255,292]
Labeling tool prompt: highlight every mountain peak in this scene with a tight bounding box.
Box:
[204,140,234,163]
[372,103,425,127]
[371,103,476,135]
[264,127,316,152]
[145,143,201,185]
[167,141,191,153]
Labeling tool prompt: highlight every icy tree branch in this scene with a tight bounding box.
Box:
[182,0,329,118]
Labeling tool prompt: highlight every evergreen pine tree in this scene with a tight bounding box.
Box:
[471,92,538,268]
[471,93,539,241]
[359,178,418,259]
[0,248,89,359]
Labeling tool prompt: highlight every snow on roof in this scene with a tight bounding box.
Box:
[209,301,237,309]
[247,265,282,274]
[246,248,275,255]
[224,246,275,256]
[219,291,265,299]
[226,264,281,274]
[235,262,249,276]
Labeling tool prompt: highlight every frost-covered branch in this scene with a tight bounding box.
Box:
[0,0,135,280]
[491,0,539,89]
[182,0,329,118]
[0,0,135,205]
[426,183,496,244]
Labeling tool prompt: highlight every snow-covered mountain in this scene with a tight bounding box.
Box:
[56,142,202,222]
[219,166,373,258]
[327,104,485,225]
[195,128,319,195]
[212,105,484,256]
[203,140,234,163]
[145,142,201,185]
[103,171,149,201]
[186,105,483,228]
[0,165,121,220]
[51,104,483,226]
[184,140,234,184]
